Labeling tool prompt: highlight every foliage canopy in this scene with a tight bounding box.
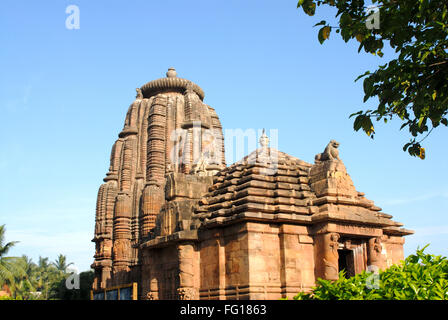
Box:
[294,246,448,300]
[297,0,448,158]
[0,224,93,300]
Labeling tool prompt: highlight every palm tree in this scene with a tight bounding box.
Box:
[35,256,62,299]
[9,255,40,299]
[52,254,73,273]
[0,225,20,289]
[20,255,36,277]
[48,254,74,299]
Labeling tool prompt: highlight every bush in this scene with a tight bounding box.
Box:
[54,270,94,300]
[294,246,448,300]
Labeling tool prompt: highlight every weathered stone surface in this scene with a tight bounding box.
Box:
[92,69,413,298]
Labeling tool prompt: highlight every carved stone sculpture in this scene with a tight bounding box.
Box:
[193,153,208,175]
[315,140,341,162]
[368,237,384,269]
[323,233,340,280]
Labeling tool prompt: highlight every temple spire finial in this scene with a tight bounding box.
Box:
[166,67,177,78]
[259,129,269,148]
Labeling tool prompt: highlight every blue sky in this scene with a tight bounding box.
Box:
[1,0,447,272]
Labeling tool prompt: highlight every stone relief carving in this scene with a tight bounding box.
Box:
[185,81,194,95]
[95,219,106,235]
[113,239,130,261]
[177,287,197,300]
[193,153,209,175]
[95,220,101,234]
[368,237,383,267]
[323,233,340,280]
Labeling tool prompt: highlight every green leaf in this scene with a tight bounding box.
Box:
[297,0,305,8]
[296,0,448,157]
[318,26,331,44]
[354,71,371,82]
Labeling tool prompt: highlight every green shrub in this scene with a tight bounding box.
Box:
[294,246,448,300]
[53,270,94,300]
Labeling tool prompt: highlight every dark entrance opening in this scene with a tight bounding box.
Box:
[338,249,355,278]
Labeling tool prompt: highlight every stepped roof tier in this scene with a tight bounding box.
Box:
[193,139,412,237]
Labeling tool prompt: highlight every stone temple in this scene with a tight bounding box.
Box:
[91,68,413,300]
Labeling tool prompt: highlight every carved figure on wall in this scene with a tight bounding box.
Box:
[185,81,194,95]
[201,129,218,164]
[323,233,340,280]
[103,244,112,258]
[193,153,208,175]
[113,239,130,261]
[98,242,105,257]
[368,237,383,267]
[95,242,101,257]
[315,140,341,162]
[95,219,105,234]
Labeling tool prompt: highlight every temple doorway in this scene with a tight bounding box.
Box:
[338,249,355,278]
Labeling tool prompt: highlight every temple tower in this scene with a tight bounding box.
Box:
[92,68,226,289]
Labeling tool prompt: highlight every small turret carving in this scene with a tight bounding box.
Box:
[136,88,143,100]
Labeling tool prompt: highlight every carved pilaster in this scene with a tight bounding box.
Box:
[315,232,340,281]
[113,193,132,272]
[93,176,118,289]
[120,135,137,192]
[178,243,195,288]
[140,184,164,238]
[147,95,167,184]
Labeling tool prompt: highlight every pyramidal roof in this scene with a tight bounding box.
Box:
[194,139,413,236]
[194,146,317,225]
